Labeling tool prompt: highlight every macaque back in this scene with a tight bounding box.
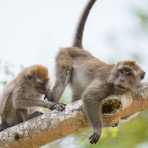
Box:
[47,0,145,144]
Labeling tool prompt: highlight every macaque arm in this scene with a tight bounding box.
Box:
[15,99,55,108]
[83,93,102,133]
[13,98,55,110]
[82,80,111,143]
[11,85,55,110]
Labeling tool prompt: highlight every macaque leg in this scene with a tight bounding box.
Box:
[51,71,71,102]
[17,109,43,121]
[72,88,82,102]
[16,109,43,123]
[16,109,28,121]
[50,50,73,102]
[0,120,8,131]
[0,115,23,131]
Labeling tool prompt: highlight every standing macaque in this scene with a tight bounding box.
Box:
[46,0,145,144]
[0,64,65,131]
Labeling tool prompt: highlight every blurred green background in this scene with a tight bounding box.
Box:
[42,112,148,148]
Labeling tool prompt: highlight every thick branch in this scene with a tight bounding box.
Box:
[0,84,148,148]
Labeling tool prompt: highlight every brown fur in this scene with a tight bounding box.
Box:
[47,0,145,144]
[0,65,64,131]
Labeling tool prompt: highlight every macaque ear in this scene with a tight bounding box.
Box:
[140,72,145,80]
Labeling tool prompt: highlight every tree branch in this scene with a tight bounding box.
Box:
[0,83,148,148]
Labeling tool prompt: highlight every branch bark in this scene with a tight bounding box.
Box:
[0,83,148,148]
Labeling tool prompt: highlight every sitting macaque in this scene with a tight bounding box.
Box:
[0,64,65,131]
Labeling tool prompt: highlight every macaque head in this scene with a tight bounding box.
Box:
[108,61,145,93]
[25,65,49,94]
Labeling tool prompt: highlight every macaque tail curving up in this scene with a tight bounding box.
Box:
[73,0,97,48]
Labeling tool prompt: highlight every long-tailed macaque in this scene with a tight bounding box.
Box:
[0,65,65,131]
[47,0,145,144]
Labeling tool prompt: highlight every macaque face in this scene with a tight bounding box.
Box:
[108,61,145,93]
[25,65,49,94]
[34,76,49,93]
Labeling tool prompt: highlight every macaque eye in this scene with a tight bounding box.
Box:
[120,68,133,76]
[119,69,124,74]
[27,75,33,80]
[125,70,133,76]
[140,72,145,80]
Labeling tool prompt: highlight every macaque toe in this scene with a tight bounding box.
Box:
[89,132,100,144]
[50,103,66,111]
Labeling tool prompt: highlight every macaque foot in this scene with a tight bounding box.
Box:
[112,122,119,127]
[89,132,101,144]
[50,103,66,111]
